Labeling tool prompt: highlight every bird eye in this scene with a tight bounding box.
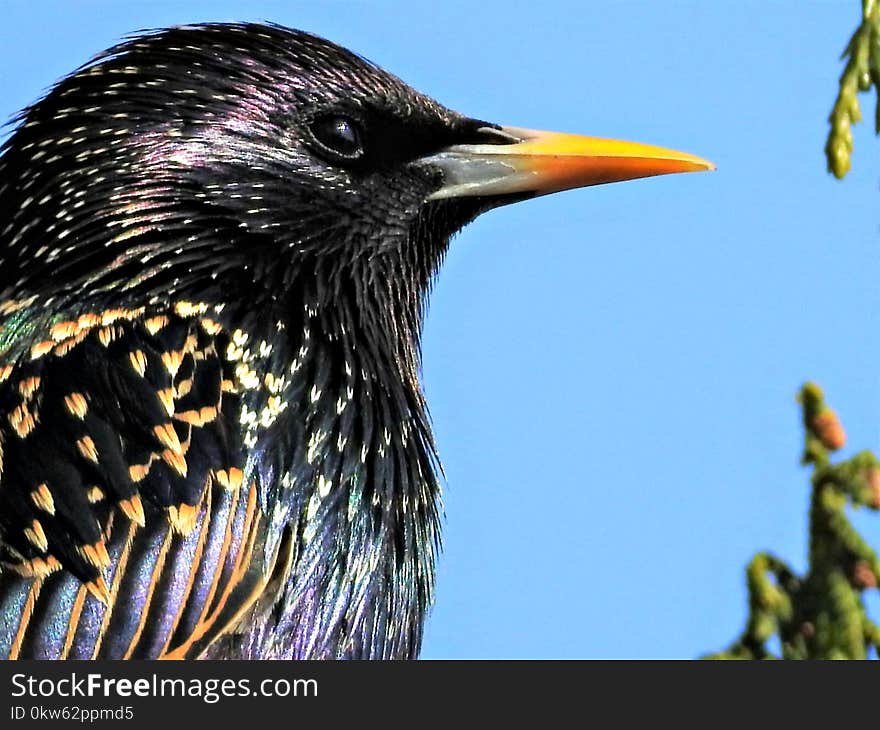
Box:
[309,115,364,161]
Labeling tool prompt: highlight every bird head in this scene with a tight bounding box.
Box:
[0,23,711,321]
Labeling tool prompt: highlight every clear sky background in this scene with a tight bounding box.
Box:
[2,0,879,659]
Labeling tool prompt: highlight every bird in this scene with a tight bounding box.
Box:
[0,22,712,659]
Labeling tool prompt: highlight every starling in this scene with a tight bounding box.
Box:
[0,23,712,659]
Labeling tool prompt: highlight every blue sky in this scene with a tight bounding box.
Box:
[2,1,879,659]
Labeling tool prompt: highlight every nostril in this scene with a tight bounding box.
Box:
[457,120,521,146]
[470,125,522,146]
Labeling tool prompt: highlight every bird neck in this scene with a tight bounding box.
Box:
[205,260,442,658]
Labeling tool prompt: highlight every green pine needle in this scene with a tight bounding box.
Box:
[826,0,880,178]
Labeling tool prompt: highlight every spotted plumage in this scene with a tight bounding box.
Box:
[0,23,711,659]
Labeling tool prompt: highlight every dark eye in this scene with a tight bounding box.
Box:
[310,115,364,161]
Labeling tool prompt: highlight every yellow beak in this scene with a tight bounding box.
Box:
[426,125,714,200]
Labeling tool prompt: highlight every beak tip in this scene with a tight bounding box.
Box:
[679,154,715,174]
